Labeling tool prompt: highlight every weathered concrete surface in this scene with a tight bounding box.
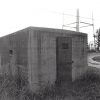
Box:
[0,28,29,77]
[28,27,88,91]
[0,27,88,92]
[72,35,88,80]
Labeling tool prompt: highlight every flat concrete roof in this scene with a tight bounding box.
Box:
[0,26,87,38]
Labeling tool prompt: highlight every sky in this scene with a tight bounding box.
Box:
[0,0,100,43]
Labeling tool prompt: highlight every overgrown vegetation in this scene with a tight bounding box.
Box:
[73,67,100,100]
[0,67,100,100]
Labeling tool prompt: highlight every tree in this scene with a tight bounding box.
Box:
[96,28,100,51]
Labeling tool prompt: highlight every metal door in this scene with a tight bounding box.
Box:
[56,37,72,85]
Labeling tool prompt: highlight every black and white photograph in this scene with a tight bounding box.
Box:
[0,0,100,100]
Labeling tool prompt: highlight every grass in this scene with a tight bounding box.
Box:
[0,67,100,100]
[73,67,100,100]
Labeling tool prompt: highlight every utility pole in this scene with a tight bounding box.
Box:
[76,9,79,32]
[62,9,94,33]
[92,11,96,50]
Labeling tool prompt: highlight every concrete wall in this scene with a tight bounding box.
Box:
[0,28,29,76]
[0,27,87,92]
[28,29,40,91]
[72,35,88,80]
[28,27,87,91]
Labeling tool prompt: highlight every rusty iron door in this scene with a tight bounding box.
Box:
[56,37,72,85]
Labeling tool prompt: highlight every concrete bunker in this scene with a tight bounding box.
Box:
[0,27,88,92]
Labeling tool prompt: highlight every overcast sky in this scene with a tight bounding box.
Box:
[0,0,100,43]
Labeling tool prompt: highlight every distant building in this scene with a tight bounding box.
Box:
[0,27,88,92]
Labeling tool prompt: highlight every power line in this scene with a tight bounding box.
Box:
[62,9,94,33]
[50,11,94,20]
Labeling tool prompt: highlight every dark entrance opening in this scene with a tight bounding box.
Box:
[56,37,72,86]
